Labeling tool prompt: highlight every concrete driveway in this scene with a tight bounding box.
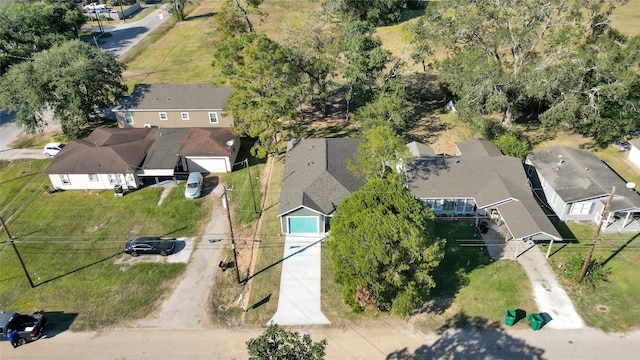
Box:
[268,235,330,326]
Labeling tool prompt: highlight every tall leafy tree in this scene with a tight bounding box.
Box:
[318,0,406,26]
[349,125,410,181]
[281,19,341,116]
[212,33,300,158]
[215,0,265,40]
[406,0,631,131]
[246,324,327,360]
[0,40,127,138]
[327,178,445,316]
[0,0,85,73]
[168,0,191,21]
[340,20,391,118]
[352,79,414,132]
[539,31,640,145]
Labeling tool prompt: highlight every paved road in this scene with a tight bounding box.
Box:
[0,6,169,153]
[2,324,639,359]
[98,5,170,59]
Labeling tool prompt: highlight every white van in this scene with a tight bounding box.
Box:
[184,172,203,199]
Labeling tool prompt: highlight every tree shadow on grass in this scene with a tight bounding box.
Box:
[387,312,545,359]
[416,222,492,315]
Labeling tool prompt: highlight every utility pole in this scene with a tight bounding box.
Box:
[245,158,258,214]
[578,187,615,284]
[0,217,35,288]
[223,188,241,284]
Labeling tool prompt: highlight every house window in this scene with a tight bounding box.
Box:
[551,192,559,206]
[456,199,466,213]
[159,112,168,121]
[465,200,475,213]
[208,112,218,124]
[60,174,70,185]
[443,200,455,211]
[107,174,118,185]
[181,112,189,120]
[433,199,444,210]
[124,112,134,125]
[89,174,98,182]
[569,202,592,215]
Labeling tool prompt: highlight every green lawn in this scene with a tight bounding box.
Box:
[0,159,210,330]
[546,223,640,332]
[242,155,285,325]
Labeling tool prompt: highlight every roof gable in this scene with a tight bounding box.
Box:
[278,138,365,216]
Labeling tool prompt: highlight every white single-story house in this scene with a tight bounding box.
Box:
[526,145,640,233]
[627,138,640,171]
[44,127,240,191]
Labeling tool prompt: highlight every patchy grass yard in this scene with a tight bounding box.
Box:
[0,159,209,330]
[242,155,285,326]
[546,223,640,332]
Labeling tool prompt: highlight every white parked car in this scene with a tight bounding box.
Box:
[44,143,64,157]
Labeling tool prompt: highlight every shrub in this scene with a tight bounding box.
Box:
[561,254,612,289]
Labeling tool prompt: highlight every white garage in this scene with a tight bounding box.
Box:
[185,156,231,173]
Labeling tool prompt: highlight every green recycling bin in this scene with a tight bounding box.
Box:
[528,313,544,331]
[505,309,516,326]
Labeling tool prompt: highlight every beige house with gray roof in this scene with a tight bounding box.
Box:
[112,84,234,129]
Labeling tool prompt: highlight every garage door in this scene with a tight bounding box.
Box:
[288,217,319,234]
[186,157,228,173]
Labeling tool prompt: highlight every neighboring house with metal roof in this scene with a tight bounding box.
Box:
[44,127,239,191]
[278,138,366,234]
[627,138,640,171]
[526,145,640,233]
[407,139,562,242]
[112,84,233,129]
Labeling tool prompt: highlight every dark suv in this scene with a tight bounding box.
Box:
[124,237,175,257]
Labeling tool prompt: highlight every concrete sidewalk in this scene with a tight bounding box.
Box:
[482,225,584,330]
[268,235,330,326]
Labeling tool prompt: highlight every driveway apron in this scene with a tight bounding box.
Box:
[268,235,330,326]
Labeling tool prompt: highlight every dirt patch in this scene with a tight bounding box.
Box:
[596,305,609,312]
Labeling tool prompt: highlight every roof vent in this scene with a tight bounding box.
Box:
[153,98,158,102]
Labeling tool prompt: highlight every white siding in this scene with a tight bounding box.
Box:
[48,173,138,190]
[628,145,640,169]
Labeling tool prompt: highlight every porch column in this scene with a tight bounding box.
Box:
[622,211,632,231]
[603,212,614,229]
[514,241,521,259]
[546,239,555,259]
[474,212,479,226]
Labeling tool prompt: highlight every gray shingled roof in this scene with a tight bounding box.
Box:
[408,139,561,240]
[141,128,189,170]
[114,84,232,111]
[456,138,504,157]
[527,145,640,211]
[278,138,365,216]
[630,138,640,149]
[406,141,436,158]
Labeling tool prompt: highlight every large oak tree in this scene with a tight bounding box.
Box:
[327,178,445,316]
[0,40,126,138]
[212,33,300,158]
[406,0,637,144]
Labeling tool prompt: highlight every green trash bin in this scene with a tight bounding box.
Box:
[528,313,544,331]
[505,309,516,326]
[154,4,157,9]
